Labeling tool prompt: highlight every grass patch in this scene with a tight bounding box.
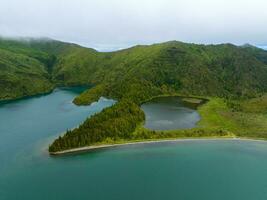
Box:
[132,96,267,141]
[197,97,267,138]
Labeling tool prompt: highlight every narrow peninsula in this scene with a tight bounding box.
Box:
[1,38,267,155]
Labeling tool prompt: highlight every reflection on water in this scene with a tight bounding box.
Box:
[141,96,201,130]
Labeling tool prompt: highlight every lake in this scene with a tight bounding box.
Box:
[141,96,201,130]
[1,89,267,200]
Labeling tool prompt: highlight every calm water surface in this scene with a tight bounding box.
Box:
[141,96,201,130]
[1,89,267,200]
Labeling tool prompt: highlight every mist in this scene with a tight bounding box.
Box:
[1,0,267,51]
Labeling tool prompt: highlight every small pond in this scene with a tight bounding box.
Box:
[141,96,203,130]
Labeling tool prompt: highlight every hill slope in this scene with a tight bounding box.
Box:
[0,38,99,100]
[1,38,267,102]
[74,41,267,105]
[0,38,54,99]
[2,38,267,152]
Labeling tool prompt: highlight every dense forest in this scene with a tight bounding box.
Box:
[1,37,267,152]
[2,38,267,101]
[49,100,145,152]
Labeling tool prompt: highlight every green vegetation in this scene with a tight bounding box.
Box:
[72,42,267,105]
[49,94,267,153]
[1,38,267,152]
[0,39,54,100]
[49,100,145,152]
[0,37,97,100]
[49,97,235,153]
[2,39,267,101]
[198,97,267,138]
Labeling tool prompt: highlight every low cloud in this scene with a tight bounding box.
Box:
[1,0,267,50]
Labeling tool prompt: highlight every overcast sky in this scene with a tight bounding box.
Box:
[1,0,267,51]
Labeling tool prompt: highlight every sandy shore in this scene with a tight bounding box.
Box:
[49,137,267,156]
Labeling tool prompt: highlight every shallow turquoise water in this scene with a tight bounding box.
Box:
[1,89,267,200]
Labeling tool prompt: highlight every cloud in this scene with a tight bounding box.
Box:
[1,0,267,51]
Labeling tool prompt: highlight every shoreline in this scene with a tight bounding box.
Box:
[0,87,55,105]
[0,86,90,105]
[49,137,267,156]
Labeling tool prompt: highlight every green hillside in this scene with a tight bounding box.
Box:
[0,38,54,100]
[0,38,98,99]
[2,38,267,102]
[1,38,267,152]
[74,42,267,105]
[49,41,267,152]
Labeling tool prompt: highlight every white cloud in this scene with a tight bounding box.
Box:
[0,0,267,50]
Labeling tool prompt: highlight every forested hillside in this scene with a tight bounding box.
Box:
[74,42,267,105]
[0,38,99,100]
[1,38,267,101]
[1,37,267,152]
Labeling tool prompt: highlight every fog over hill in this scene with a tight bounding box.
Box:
[1,0,267,49]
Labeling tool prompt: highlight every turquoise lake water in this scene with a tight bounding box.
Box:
[1,88,267,200]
